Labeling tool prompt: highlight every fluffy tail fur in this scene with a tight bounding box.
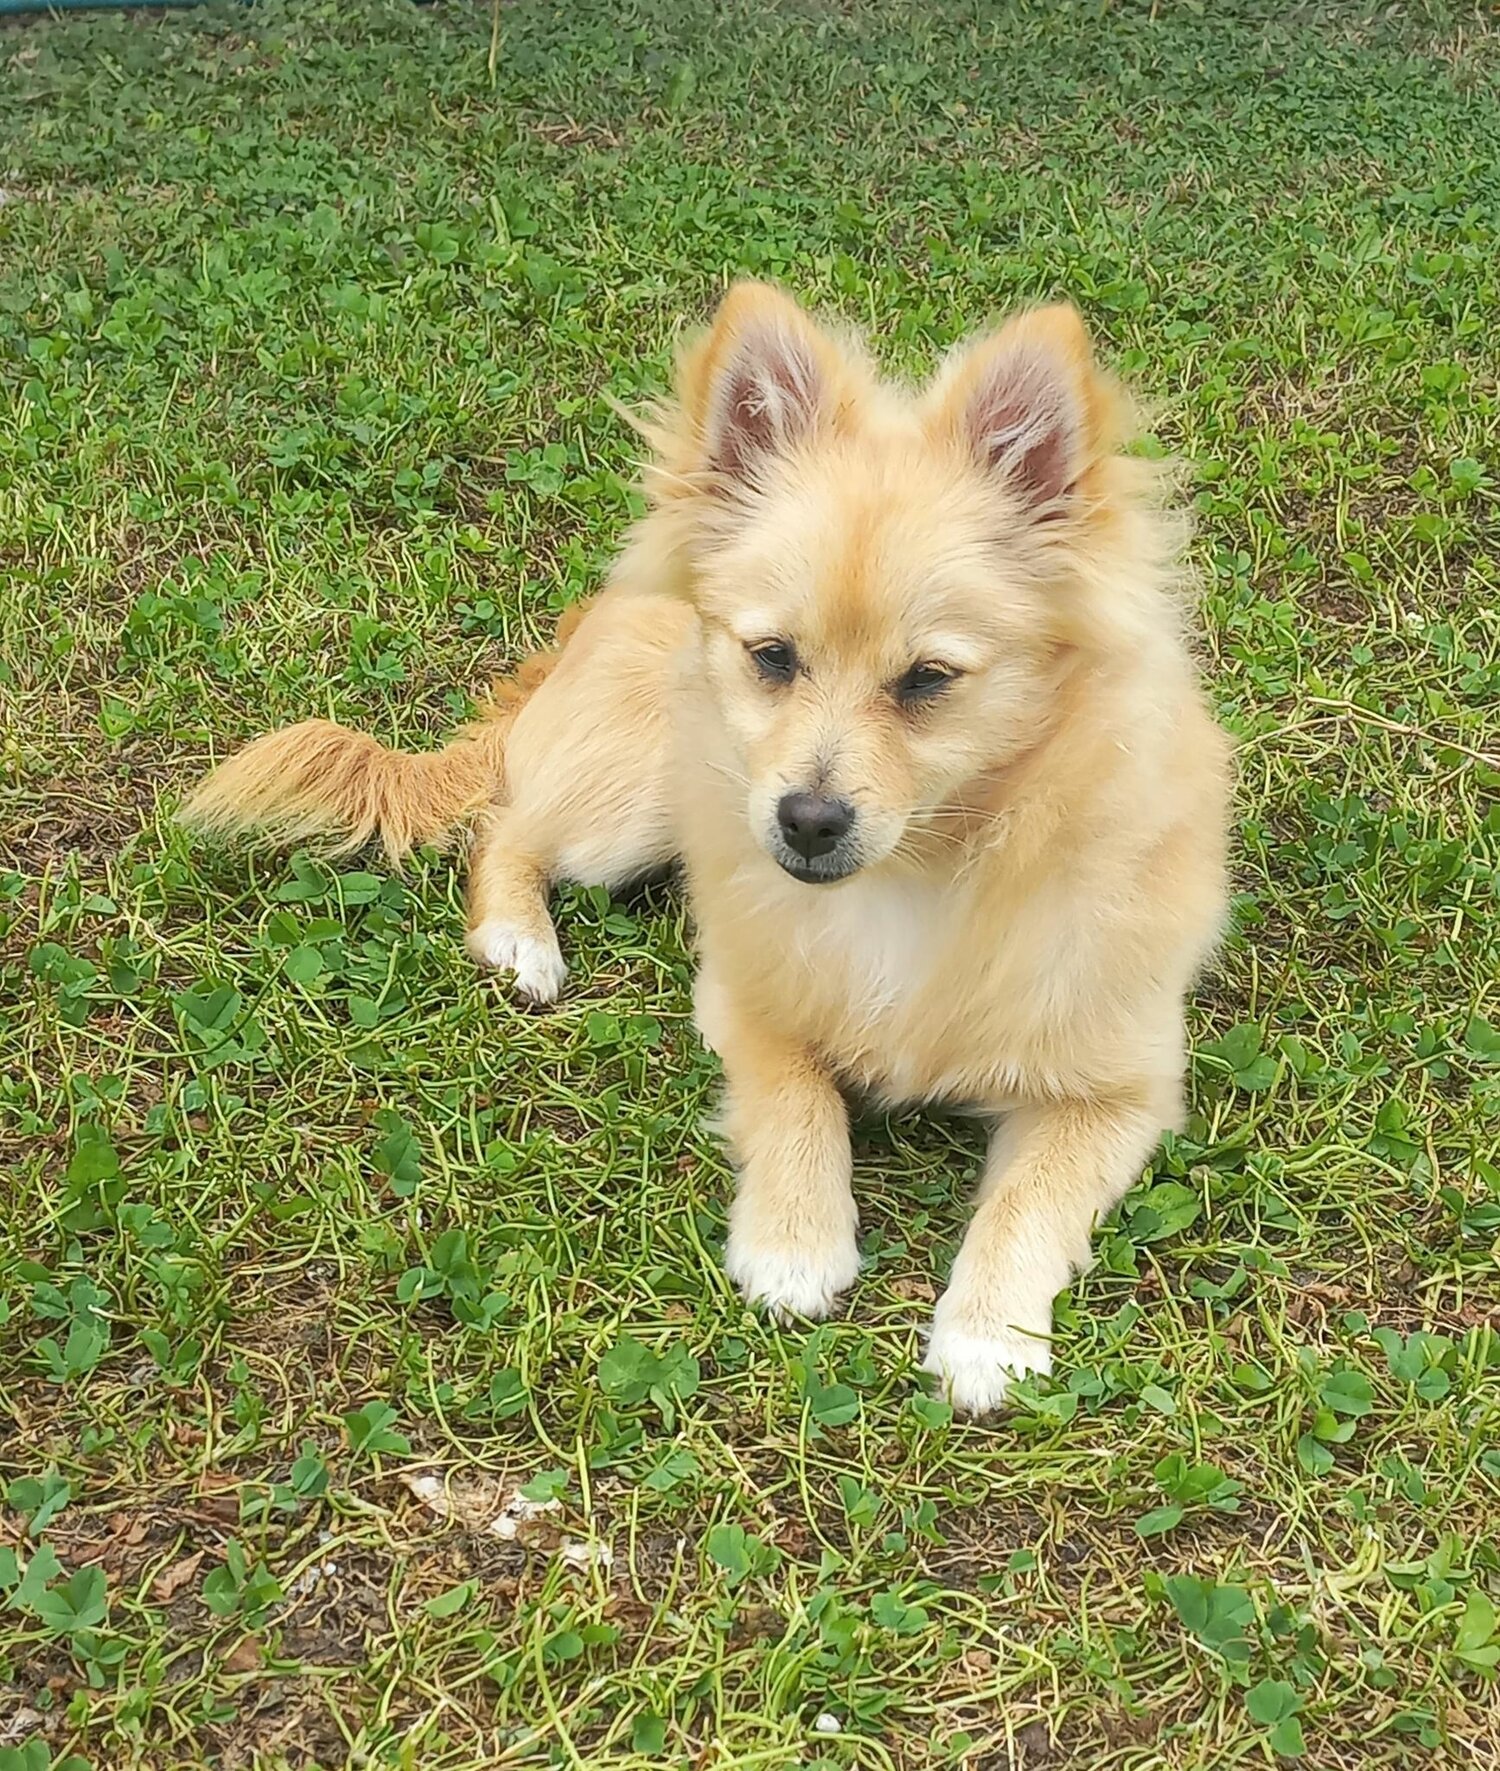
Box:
[178,713,511,861]
[180,610,586,862]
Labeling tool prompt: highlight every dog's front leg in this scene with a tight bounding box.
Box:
[924,1089,1170,1415]
[712,1002,859,1322]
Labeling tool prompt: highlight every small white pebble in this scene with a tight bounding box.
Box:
[813,1713,841,1735]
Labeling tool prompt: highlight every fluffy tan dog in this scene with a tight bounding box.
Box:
[182,283,1231,1413]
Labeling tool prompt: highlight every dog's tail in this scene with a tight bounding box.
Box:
[180,606,589,862]
[177,713,513,862]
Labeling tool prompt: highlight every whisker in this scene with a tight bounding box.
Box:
[899,819,982,853]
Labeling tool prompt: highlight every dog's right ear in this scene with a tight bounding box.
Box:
[680,282,845,491]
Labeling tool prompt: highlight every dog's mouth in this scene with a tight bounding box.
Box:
[774,853,861,886]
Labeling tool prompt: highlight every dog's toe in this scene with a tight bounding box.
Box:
[922,1321,1052,1417]
[467,918,567,1005]
[725,1233,860,1322]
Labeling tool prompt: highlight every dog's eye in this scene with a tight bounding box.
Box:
[750,640,798,682]
[896,662,957,702]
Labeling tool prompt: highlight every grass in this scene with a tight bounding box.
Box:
[1,0,1498,1765]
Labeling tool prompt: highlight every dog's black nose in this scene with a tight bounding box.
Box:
[777,792,855,860]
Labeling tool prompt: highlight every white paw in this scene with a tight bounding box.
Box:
[724,1227,861,1323]
[466,918,566,1005]
[923,1312,1053,1416]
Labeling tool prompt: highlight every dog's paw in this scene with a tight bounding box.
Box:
[467,918,566,1005]
[923,1309,1053,1417]
[725,1227,861,1323]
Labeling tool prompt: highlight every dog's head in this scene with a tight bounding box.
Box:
[656,282,1148,885]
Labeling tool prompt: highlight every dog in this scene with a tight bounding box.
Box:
[181,282,1232,1413]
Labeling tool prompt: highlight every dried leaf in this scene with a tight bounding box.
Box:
[195,1495,240,1529]
[398,1470,451,1515]
[399,1467,563,1540]
[0,1707,44,1747]
[152,1548,205,1602]
[399,1466,584,1558]
[561,1538,613,1571]
[486,1493,562,1542]
[222,1633,262,1673]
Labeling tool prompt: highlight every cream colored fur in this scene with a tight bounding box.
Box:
[182,282,1231,1412]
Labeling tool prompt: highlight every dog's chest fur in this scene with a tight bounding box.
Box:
[780,870,1028,1105]
[791,873,949,1014]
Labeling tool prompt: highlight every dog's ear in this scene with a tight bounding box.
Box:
[924,304,1112,516]
[681,282,844,489]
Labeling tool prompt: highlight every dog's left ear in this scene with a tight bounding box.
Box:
[924,304,1111,517]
